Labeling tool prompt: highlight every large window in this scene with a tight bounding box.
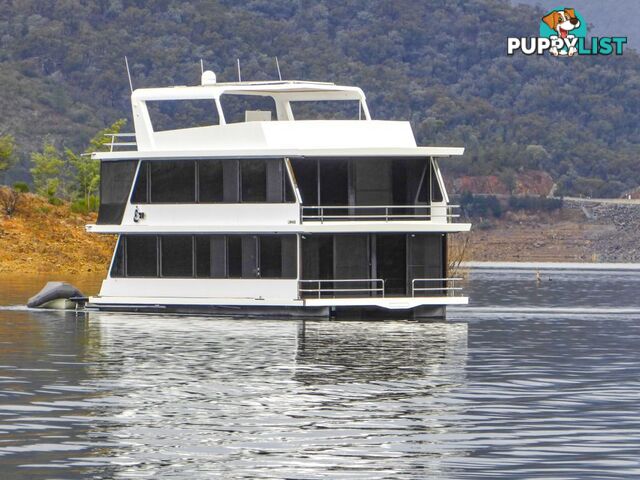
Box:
[130,159,294,204]
[150,161,195,203]
[260,236,282,278]
[112,234,297,279]
[241,160,267,202]
[227,236,242,278]
[161,236,193,277]
[198,160,224,203]
[126,235,158,277]
[97,160,138,225]
[290,157,445,207]
[195,236,211,278]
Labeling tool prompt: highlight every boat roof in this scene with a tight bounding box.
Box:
[131,80,366,101]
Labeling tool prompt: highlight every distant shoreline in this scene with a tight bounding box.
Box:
[464,261,640,271]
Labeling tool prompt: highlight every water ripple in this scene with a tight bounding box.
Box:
[1,271,640,478]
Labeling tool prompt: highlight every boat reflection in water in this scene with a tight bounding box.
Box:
[1,309,470,478]
[295,320,468,385]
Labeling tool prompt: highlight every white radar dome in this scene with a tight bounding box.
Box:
[201,70,217,85]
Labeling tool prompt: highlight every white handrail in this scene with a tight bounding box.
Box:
[104,133,137,152]
[411,278,463,297]
[299,278,385,299]
[301,205,460,223]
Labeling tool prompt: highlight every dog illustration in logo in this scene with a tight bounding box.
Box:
[542,8,580,56]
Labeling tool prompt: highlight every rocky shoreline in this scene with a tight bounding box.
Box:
[467,200,640,263]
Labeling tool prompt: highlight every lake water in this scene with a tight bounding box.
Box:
[1,267,640,479]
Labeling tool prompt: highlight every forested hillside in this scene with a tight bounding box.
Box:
[0,0,639,197]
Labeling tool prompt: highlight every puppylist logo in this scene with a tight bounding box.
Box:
[508,7,627,57]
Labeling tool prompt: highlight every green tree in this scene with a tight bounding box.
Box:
[0,134,16,183]
[31,142,65,198]
[67,119,127,209]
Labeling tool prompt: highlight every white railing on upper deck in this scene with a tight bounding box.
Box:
[300,205,460,223]
[104,133,137,152]
[411,278,464,297]
[299,279,385,299]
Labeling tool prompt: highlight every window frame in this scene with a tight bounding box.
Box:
[129,158,297,205]
[110,234,298,280]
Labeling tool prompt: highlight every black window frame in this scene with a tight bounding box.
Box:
[160,235,195,278]
[111,234,298,279]
[129,158,296,205]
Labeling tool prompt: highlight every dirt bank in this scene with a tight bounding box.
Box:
[463,200,640,263]
[0,193,115,275]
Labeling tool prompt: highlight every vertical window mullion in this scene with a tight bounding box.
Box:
[157,236,162,278]
[195,161,200,203]
[124,235,128,277]
[192,235,196,278]
[257,236,261,278]
[146,162,151,203]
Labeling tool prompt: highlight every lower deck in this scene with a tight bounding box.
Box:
[91,232,466,315]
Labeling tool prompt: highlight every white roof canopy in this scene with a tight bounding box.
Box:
[131,80,366,102]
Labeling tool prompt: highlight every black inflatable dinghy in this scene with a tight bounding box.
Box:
[28,282,86,309]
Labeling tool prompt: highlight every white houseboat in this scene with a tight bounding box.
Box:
[85,73,471,318]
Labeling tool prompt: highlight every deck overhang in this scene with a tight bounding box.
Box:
[85,222,472,234]
[93,146,465,161]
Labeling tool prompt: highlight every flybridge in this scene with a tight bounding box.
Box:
[128,72,380,151]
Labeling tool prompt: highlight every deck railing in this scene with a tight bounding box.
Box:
[299,279,385,299]
[411,278,464,297]
[104,133,137,152]
[301,205,460,223]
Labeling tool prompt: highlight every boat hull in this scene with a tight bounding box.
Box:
[85,298,465,319]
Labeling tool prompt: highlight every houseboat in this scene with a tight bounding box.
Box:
[85,72,471,318]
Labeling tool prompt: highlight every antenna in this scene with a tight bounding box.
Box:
[200,58,204,75]
[124,56,133,93]
[275,56,282,81]
[237,58,242,82]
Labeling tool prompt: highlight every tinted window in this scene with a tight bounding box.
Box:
[284,166,296,202]
[150,161,195,203]
[126,235,158,277]
[198,160,224,202]
[260,236,282,278]
[131,161,149,203]
[228,236,242,278]
[97,160,138,224]
[161,236,193,277]
[195,236,211,278]
[110,236,125,277]
[290,158,318,204]
[241,160,267,202]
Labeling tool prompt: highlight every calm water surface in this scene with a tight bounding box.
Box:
[1,268,640,479]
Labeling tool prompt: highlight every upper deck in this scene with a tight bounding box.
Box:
[98,78,446,156]
[88,77,469,234]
